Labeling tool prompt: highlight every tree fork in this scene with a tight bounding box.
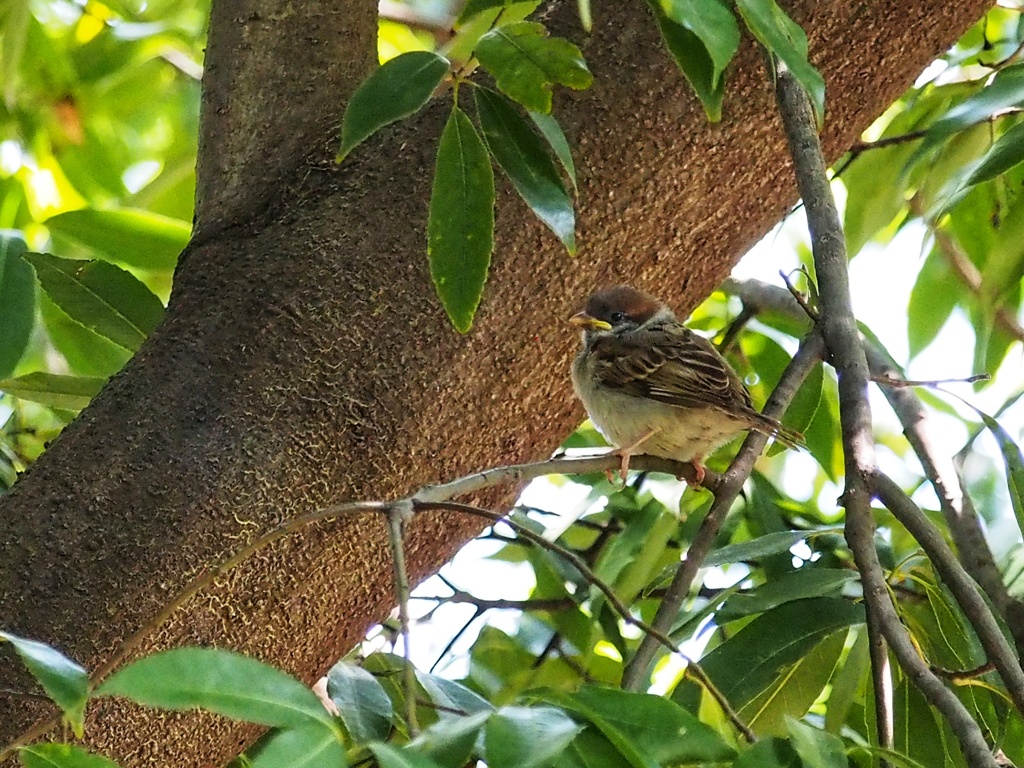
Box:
[0,1,992,764]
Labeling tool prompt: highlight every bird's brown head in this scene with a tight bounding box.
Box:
[570,286,668,333]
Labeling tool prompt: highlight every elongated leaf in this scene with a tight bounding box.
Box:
[0,232,36,377]
[785,718,846,768]
[907,244,960,358]
[963,119,1024,189]
[416,669,493,715]
[40,294,131,377]
[475,22,592,114]
[457,0,513,25]
[485,706,582,768]
[647,1,723,121]
[963,405,1024,539]
[326,661,393,743]
[846,746,929,768]
[0,633,89,738]
[928,64,1024,140]
[742,630,846,735]
[528,110,577,191]
[19,744,122,768]
[475,88,575,253]
[546,685,736,765]
[659,0,739,85]
[97,648,335,729]
[24,253,163,352]
[247,726,347,768]
[719,568,857,620]
[371,742,446,768]
[45,208,190,270]
[428,106,494,332]
[339,51,450,160]
[692,598,864,710]
[408,711,491,768]
[736,0,825,122]
[705,526,843,566]
[0,372,105,410]
[733,738,802,768]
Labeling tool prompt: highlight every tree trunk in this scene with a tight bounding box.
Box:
[0,0,991,764]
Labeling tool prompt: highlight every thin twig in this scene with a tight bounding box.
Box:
[774,64,997,768]
[419,500,758,743]
[621,330,826,690]
[385,502,418,736]
[932,661,997,681]
[871,373,990,388]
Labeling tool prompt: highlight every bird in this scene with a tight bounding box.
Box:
[570,285,802,485]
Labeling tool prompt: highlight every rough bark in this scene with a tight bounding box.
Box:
[0,0,991,764]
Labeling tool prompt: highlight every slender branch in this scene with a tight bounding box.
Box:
[385,502,418,736]
[725,275,1024,652]
[872,470,1024,715]
[621,330,826,690]
[871,373,990,388]
[775,65,996,768]
[419,500,758,743]
[932,661,997,681]
[429,608,482,674]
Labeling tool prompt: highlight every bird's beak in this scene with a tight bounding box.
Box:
[570,312,613,331]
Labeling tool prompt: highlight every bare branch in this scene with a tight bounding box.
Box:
[385,502,418,736]
[774,64,997,768]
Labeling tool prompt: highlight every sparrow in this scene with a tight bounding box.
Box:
[570,285,801,485]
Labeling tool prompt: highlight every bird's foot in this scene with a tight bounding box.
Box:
[686,458,706,489]
[608,429,660,486]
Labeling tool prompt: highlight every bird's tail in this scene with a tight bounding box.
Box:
[750,412,805,449]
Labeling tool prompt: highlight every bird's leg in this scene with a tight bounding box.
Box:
[608,428,659,485]
[687,458,706,489]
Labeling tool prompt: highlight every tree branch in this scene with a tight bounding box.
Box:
[774,64,997,768]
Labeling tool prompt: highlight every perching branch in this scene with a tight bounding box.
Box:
[774,64,997,768]
[621,330,826,691]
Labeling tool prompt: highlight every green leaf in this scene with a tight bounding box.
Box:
[658,0,739,86]
[927,64,1024,140]
[769,360,822,456]
[647,1,724,121]
[247,726,347,768]
[484,706,582,768]
[0,232,36,378]
[823,628,868,734]
[40,294,131,377]
[735,0,825,122]
[371,742,447,768]
[0,373,105,410]
[527,111,577,191]
[966,407,1024,540]
[408,711,491,768]
[692,598,864,711]
[457,0,514,25]
[846,746,929,768]
[547,685,736,766]
[326,661,393,744]
[97,648,335,729]
[0,633,89,738]
[416,670,493,715]
[19,744,122,768]
[907,244,960,358]
[24,253,163,352]
[45,208,190,271]
[719,568,857,620]
[741,630,846,736]
[962,119,1024,189]
[338,51,450,160]
[474,22,592,114]
[475,88,575,253]
[705,526,844,566]
[785,718,846,768]
[428,106,495,333]
[733,738,802,768]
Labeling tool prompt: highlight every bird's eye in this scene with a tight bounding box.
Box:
[610,311,626,323]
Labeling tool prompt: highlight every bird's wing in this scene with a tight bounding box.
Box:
[590,324,753,412]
